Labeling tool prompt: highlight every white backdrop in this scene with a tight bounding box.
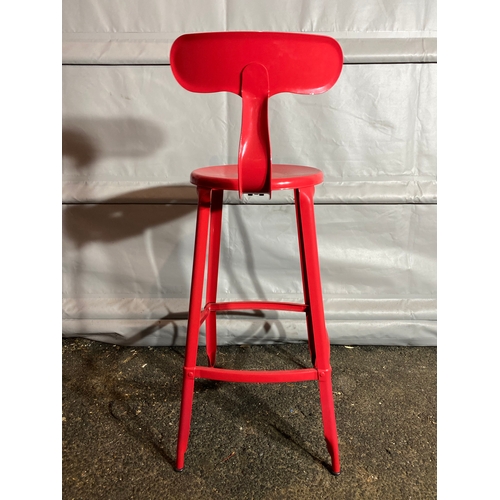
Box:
[62,0,437,345]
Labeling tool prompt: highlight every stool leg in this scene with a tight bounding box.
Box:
[205,189,223,367]
[296,186,341,475]
[318,369,341,474]
[294,188,316,366]
[176,188,211,472]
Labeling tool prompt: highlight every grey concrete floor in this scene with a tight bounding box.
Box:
[62,339,436,499]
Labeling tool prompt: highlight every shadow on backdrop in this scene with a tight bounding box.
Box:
[62,119,277,346]
[63,117,165,169]
[63,120,195,346]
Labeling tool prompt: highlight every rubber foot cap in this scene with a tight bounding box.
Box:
[174,467,184,473]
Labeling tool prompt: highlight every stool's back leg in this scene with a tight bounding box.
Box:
[294,188,316,366]
[296,186,341,475]
[176,187,211,472]
[205,189,224,367]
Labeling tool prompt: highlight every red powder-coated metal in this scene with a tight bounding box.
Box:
[193,366,321,384]
[171,31,342,198]
[170,31,343,96]
[170,31,343,475]
[208,301,307,313]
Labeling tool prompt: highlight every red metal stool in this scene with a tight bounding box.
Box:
[170,32,343,475]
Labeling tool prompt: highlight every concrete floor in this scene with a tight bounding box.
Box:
[62,339,436,499]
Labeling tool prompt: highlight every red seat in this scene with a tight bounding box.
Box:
[190,164,324,191]
[170,31,344,475]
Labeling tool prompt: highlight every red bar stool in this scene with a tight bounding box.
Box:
[170,32,344,475]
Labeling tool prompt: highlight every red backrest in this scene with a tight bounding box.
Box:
[170,32,343,196]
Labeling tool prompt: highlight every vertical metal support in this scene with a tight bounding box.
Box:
[175,188,211,472]
[205,189,223,366]
[296,186,341,475]
[238,62,271,197]
[294,188,316,366]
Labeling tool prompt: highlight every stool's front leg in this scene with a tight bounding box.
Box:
[176,187,211,472]
[296,186,341,475]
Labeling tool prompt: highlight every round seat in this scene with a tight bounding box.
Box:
[190,164,324,192]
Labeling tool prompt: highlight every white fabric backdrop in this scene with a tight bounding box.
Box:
[62,0,437,345]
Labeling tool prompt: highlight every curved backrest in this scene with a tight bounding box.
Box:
[170,32,343,197]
